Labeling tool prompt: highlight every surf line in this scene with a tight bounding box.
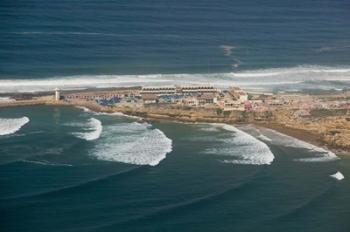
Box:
[0,116,30,136]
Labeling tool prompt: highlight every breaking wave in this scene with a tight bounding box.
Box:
[90,122,172,166]
[205,124,274,165]
[75,106,142,119]
[0,117,30,136]
[257,134,272,142]
[92,111,142,120]
[230,66,350,78]
[72,118,102,141]
[199,126,221,132]
[330,171,344,180]
[257,128,339,162]
[75,106,93,113]
[0,65,349,93]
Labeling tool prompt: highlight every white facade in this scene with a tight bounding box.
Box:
[140,86,176,95]
[239,93,248,102]
[54,88,61,101]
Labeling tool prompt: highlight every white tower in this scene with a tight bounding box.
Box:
[54,88,61,101]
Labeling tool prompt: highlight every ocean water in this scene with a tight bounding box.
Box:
[1,106,349,231]
[0,0,350,92]
[1,1,350,231]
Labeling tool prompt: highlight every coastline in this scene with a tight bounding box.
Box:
[1,95,348,155]
[253,122,335,152]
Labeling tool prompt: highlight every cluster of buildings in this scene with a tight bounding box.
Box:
[59,85,251,111]
[140,85,250,111]
[62,88,140,106]
[246,91,350,115]
[55,85,350,113]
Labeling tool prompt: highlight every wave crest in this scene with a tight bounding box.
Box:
[75,106,142,120]
[0,117,30,136]
[204,124,274,165]
[0,65,349,93]
[330,171,344,180]
[257,128,339,162]
[91,122,172,166]
[72,118,102,141]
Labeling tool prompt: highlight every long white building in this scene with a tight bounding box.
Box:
[140,85,217,95]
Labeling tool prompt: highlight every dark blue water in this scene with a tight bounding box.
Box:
[1,2,350,231]
[1,106,350,231]
[1,0,350,79]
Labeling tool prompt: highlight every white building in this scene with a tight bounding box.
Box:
[140,85,217,96]
[54,88,61,101]
[140,86,176,95]
[179,85,217,94]
[238,92,248,102]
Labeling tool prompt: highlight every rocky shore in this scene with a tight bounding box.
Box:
[112,104,349,153]
[263,109,350,153]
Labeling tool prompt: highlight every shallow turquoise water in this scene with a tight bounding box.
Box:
[1,106,349,231]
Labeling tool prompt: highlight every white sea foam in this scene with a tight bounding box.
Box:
[199,125,221,132]
[93,111,142,120]
[90,122,172,166]
[72,118,102,141]
[0,117,30,136]
[75,106,142,119]
[0,65,349,93]
[204,124,274,165]
[231,66,350,78]
[221,124,274,165]
[258,128,339,162]
[257,134,272,142]
[75,106,93,113]
[330,171,344,180]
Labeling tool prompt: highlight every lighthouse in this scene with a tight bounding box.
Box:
[54,88,61,101]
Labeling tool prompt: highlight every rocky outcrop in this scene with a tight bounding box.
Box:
[268,109,350,152]
[112,104,274,123]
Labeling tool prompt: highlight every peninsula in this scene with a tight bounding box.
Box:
[1,85,349,153]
